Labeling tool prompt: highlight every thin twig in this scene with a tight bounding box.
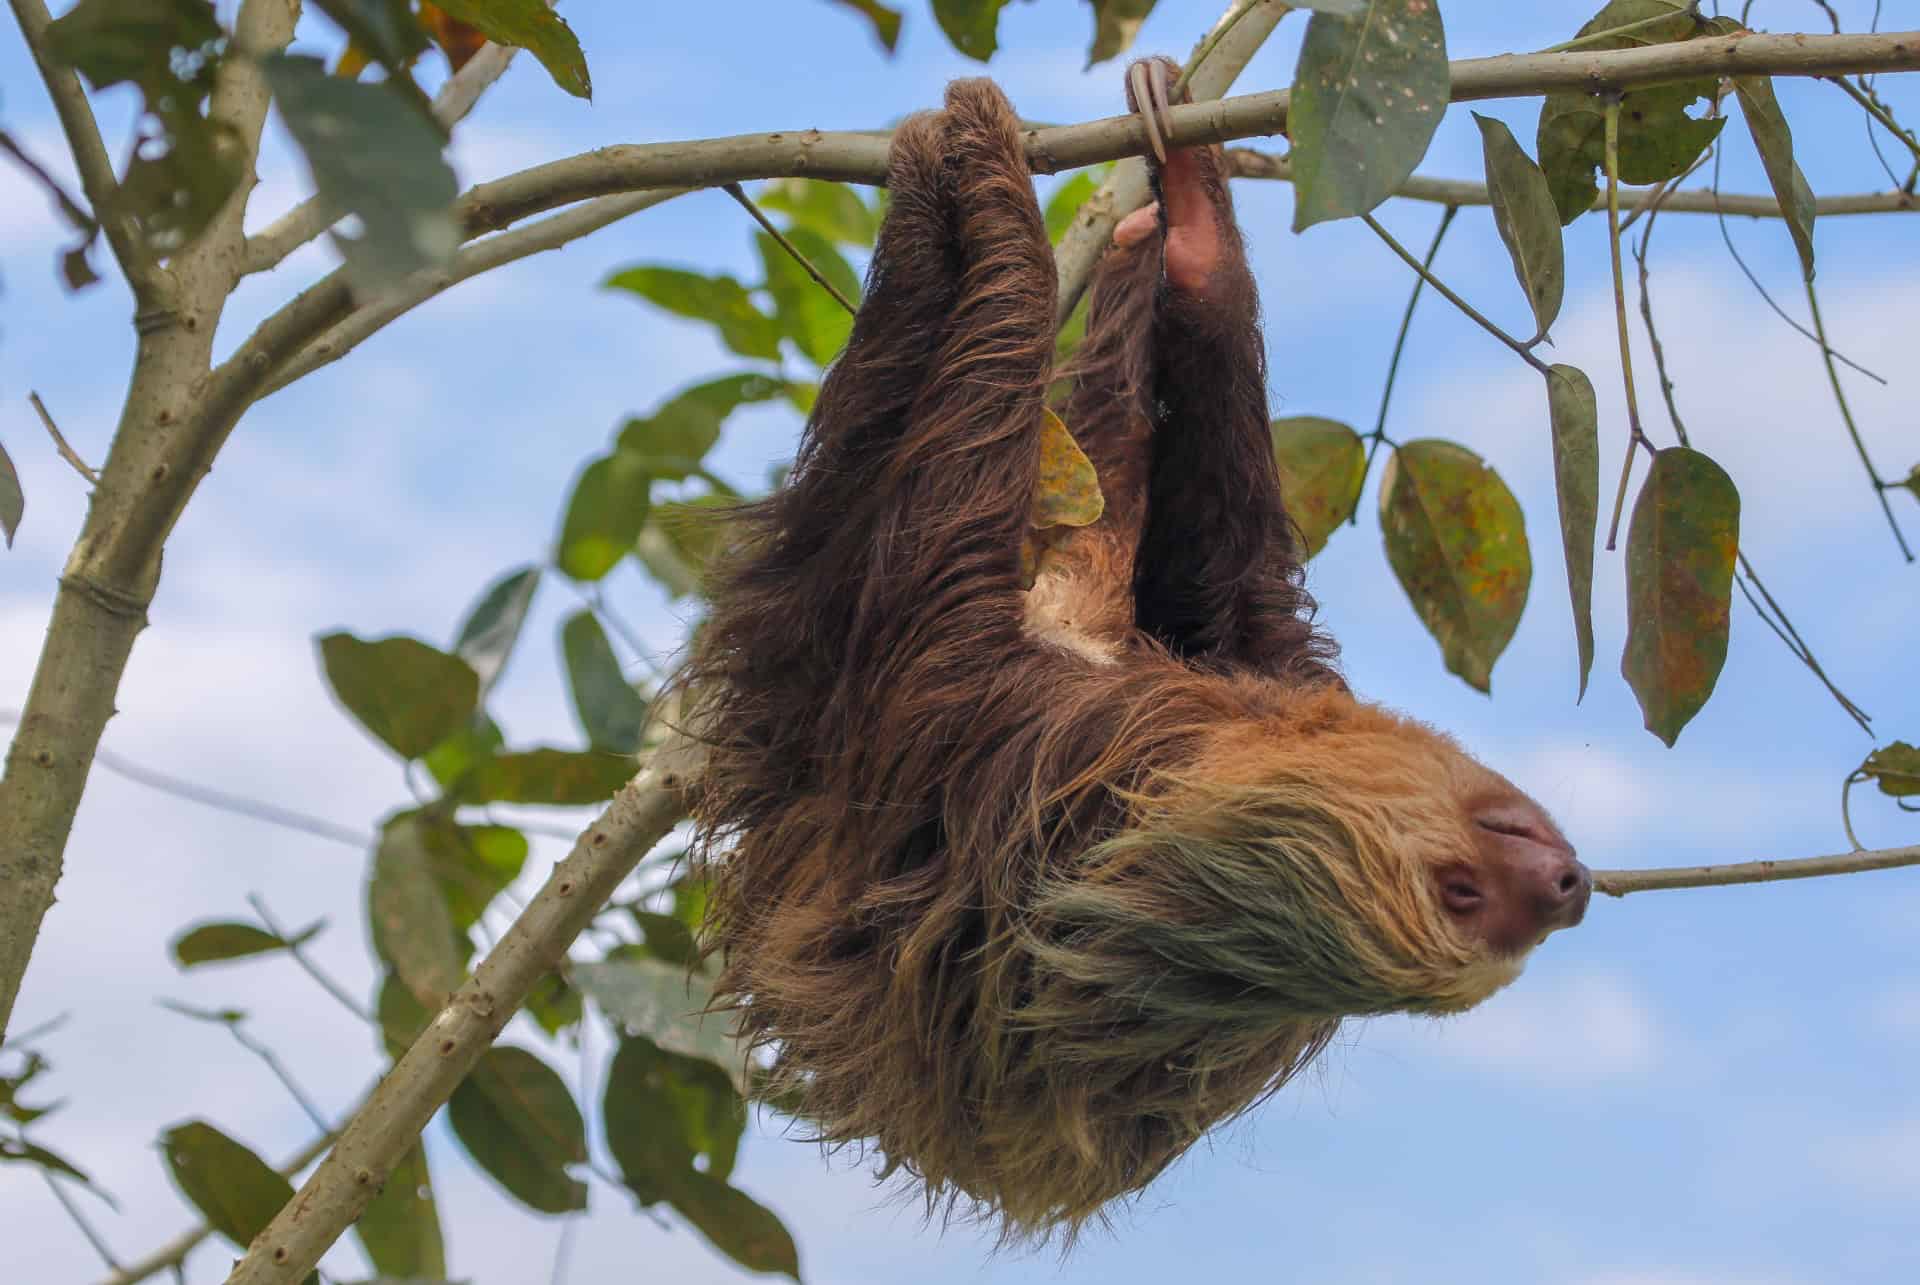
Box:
[224,1020,333,1133]
[41,1168,121,1270]
[248,895,373,1023]
[1360,213,1547,374]
[0,129,93,233]
[1594,842,1920,895]
[1603,97,1656,553]
[721,182,855,314]
[29,392,98,483]
[1802,277,1913,561]
[1358,204,1457,501]
[1829,73,1920,180]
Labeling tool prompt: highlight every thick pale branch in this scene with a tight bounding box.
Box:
[1595,844,1920,896]
[224,733,702,1285]
[1226,147,1919,215]
[6,0,149,291]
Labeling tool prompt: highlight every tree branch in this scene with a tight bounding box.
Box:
[224,732,703,1285]
[1226,147,1919,215]
[1595,843,1920,896]
[5,0,150,293]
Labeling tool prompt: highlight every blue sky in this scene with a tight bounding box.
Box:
[3,2,1917,1282]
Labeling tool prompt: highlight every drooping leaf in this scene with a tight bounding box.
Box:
[1043,170,1104,244]
[368,814,467,1007]
[757,178,879,246]
[161,1122,314,1281]
[573,954,747,1090]
[309,0,428,71]
[1287,0,1450,231]
[1269,416,1365,560]
[353,1142,445,1280]
[757,228,859,366]
[0,1137,101,1192]
[932,0,1011,61]
[262,55,459,287]
[1535,2,1721,224]
[604,1035,745,1201]
[619,374,786,481]
[1020,409,1105,587]
[555,451,651,582]
[318,633,479,760]
[561,611,648,753]
[1544,365,1599,699]
[1732,75,1816,281]
[452,566,540,693]
[448,1045,587,1214]
[1473,113,1565,343]
[1860,742,1920,798]
[424,0,590,97]
[171,919,322,968]
[462,748,637,806]
[1379,440,1531,693]
[824,0,903,52]
[0,440,20,547]
[605,267,783,361]
[1085,0,1155,66]
[1621,447,1739,746]
[668,1171,801,1280]
[45,0,241,256]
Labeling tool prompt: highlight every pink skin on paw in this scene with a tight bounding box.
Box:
[1114,149,1222,297]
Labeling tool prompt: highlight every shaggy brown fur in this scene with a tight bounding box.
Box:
[682,73,1575,1239]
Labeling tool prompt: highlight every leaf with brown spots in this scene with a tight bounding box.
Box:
[1859,742,1920,799]
[1622,447,1739,746]
[1269,415,1365,560]
[1021,409,1104,587]
[1380,439,1531,693]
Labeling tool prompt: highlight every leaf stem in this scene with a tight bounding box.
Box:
[1802,276,1914,561]
[1603,97,1654,553]
[1360,212,1546,374]
[1358,204,1457,514]
[40,1167,120,1271]
[722,182,856,315]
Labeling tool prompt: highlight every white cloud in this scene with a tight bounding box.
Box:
[1368,969,1663,1083]
[1815,1117,1920,1195]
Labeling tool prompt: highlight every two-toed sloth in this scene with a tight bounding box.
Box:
[681,60,1589,1239]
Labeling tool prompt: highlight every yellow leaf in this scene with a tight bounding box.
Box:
[1021,410,1104,588]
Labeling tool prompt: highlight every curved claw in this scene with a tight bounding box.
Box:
[1127,59,1174,165]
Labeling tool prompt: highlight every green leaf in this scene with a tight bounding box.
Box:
[462,748,637,806]
[617,374,786,480]
[757,228,859,366]
[412,816,528,934]
[423,715,503,791]
[525,972,584,1037]
[1288,0,1450,231]
[353,1142,444,1280]
[756,178,878,246]
[635,525,705,602]
[171,919,322,968]
[1622,447,1739,746]
[376,972,432,1060]
[1732,76,1816,281]
[1269,416,1365,560]
[669,1171,801,1280]
[605,267,783,361]
[161,1122,314,1281]
[604,1036,745,1200]
[1861,742,1920,798]
[1473,113,1565,344]
[0,1137,97,1189]
[1535,2,1721,224]
[263,55,459,288]
[1043,169,1106,244]
[310,0,428,70]
[45,0,241,256]
[0,1053,59,1127]
[624,908,701,968]
[1379,440,1531,693]
[1086,0,1155,66]
[932,0,1010,61]
[1900,464,1920,501]
[452,566,540,693]
[652,496,735,583]
[448,1046,587,1214]
[561,611,648,753]
[573,954,747,1090]
[425,0,590,97]
[369,814,468,1007]
[824,0,902,51]
[555,451,651,582]
[0,440,21,547]
[1544,365,1599,700]
[318,633,479,759]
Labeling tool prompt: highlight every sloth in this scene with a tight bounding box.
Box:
[681,60,1589,1239]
